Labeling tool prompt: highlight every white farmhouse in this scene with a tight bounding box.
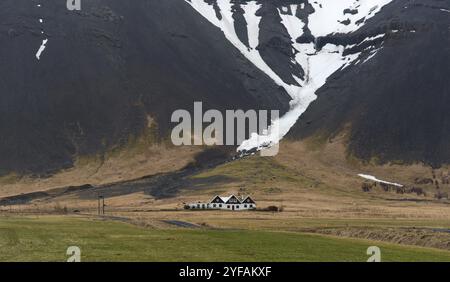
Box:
[185,195,256,211]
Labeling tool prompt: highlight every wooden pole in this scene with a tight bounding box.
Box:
[98,196,101,215]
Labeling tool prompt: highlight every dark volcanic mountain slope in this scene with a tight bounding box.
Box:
[289,0,450,166]
[0,0,290,173]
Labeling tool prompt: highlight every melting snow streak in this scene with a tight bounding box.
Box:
[186,0,392,153]
[36,39,48,60]
[358,174,403,187]
[35,3,47,60]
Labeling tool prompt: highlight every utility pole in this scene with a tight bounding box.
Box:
[98,195,106,215]
[97,196,101,215]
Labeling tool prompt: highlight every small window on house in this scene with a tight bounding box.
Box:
[249,204,253,208]
[213,204,216,208]
[236,205,239,209]
[244,205,247,208]
[197,204,200,208]
[227,205,230,209]
[202,204,205,209]
[219,204,222,207]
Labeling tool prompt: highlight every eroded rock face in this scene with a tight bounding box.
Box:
[0,0,290,174]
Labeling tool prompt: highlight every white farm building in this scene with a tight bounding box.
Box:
[185,195,256,211]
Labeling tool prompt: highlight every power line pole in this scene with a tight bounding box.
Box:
[98,196,101,215]
[98,195,106,215]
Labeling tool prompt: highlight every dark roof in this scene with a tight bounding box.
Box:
[210,196,224,204]
[224,195,241,204]
[242,196,255,204]
[209,195,256,204]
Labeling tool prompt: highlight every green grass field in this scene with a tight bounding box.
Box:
[1,216,450,262]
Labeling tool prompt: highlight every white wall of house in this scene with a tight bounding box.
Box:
[187,202,256,211]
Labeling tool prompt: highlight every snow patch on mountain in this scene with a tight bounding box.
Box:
[187,0,295,94]
[35,3,48,60]
[358,174,404,187]
[186,0,392,153]
[278,5,304,42]
[36,39,48,60]
[308,0,393,37]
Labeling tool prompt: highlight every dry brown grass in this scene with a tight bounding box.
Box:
[0,144,201,198]
[4,137,450,218]
[2,137,450,252]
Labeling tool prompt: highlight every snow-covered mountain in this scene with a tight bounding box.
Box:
[289,0,450,166]
[187,0,450,166]
[0,0,448,174]
[186,0,395,151]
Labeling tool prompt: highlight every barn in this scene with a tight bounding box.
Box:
[185,195,256,211]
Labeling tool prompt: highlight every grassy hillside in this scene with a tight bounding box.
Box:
[1,216,450,262]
